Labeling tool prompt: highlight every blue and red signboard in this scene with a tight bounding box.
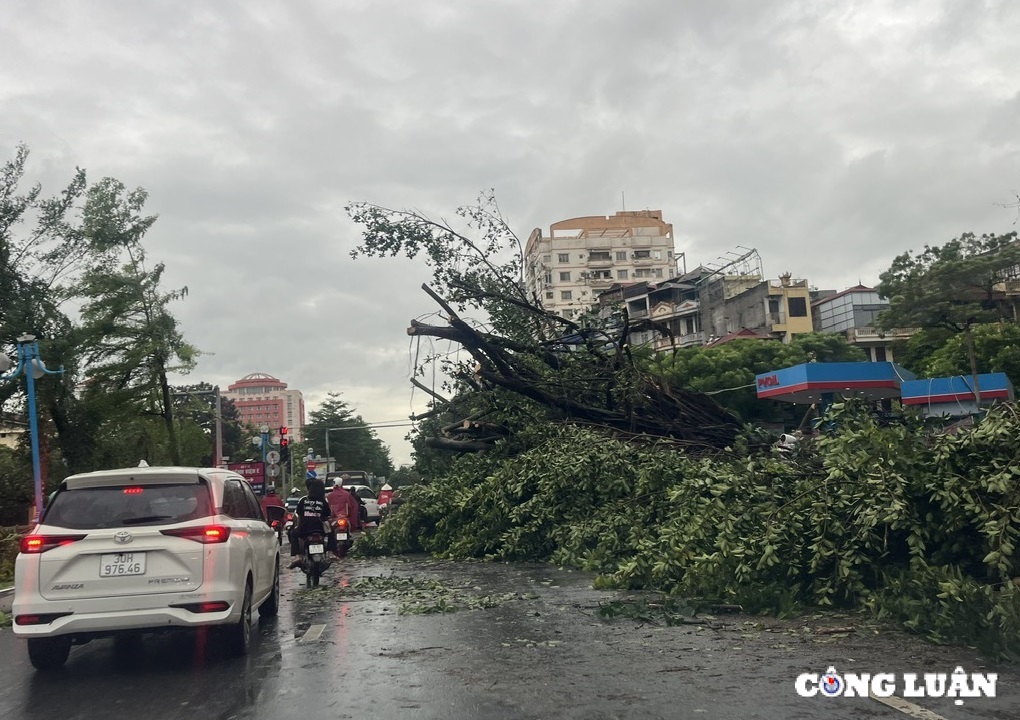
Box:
[227,461,266,495]
[755,362,915,404]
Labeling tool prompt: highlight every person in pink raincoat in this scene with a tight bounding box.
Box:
[328,482,361,533]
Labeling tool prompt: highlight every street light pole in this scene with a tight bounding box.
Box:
[324,426,348,480]
[172,387,225,467]
[0,335,64,520]
[214,387,223,467]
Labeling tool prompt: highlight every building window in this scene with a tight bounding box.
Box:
[557,253,570,263]
[787,297,808,317]
[635,269,652,278]
[589,251,611,262]
[561,290,572,301]
[655,268,663,278]
[545,291,554,299]
[559,271,571,282]
[617,270,628,280]
[543,272,552,285]
[633,250,650,259]
[616,251,627,262]
[874,346,888,362]
[542,255,551,264]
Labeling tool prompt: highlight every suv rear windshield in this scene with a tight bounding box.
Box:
[44,483,213,529]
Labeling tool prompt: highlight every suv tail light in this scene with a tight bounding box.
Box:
[20,535,87,554]
[15,612,73,625]
[160,525,231,544]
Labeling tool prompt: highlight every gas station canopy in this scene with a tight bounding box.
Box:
[901,373,1014,415]
[755,362,917,404]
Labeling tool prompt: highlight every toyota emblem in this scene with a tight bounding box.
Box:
[113,531,133,544]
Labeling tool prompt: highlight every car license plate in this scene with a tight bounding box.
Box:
[100,552,146,577]
[308,543,325,554]
[336,533,348,540]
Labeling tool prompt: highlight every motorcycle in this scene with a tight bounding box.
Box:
[265,505,287,546]
[333,515,352,558]
[283,510,295,536]
[302,527,329,588]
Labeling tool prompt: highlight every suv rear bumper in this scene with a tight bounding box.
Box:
[12,590,240,638]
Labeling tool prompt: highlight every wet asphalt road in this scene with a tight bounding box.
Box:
[1,554,1020,720]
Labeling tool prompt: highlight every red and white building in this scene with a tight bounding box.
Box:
[223,372,305,441]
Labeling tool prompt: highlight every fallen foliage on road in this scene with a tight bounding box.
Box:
[361,401,1020,659]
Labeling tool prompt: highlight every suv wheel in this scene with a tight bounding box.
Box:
[225,580,253,656]
[259,561,280,618]
[27,637,72,671]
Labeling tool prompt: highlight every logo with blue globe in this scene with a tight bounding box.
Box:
[820,667,843,697]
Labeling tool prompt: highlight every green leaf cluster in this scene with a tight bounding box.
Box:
[365,402,1020,657]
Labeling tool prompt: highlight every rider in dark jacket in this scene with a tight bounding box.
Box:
[289,478,332,568]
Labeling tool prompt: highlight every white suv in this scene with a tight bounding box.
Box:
[13,466,282,670]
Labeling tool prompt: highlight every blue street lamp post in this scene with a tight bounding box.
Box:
[0,334,64,520]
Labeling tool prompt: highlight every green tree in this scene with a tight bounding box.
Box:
[74,179,198,465]
[1,144,101,479]
[878,232,1020,401]
[0,443,32,524]
[303,393,394,477]
[918,323,1020,386]
[348,190,564,343]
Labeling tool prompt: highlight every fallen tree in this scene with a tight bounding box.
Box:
[407,283,742,452]
[347,194,741,455]
[363,401,1020,659]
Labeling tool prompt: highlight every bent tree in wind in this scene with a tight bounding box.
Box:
[347,192,741,456]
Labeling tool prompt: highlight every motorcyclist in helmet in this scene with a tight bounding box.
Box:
[288,478,332,569]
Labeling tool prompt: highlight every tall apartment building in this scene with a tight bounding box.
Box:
[223,372,306,441]
[525,210,678,319]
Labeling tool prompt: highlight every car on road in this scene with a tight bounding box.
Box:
[12,465,281,670]
[340,483,381,524]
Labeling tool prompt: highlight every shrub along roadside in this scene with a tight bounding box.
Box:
[0,527,24,586]
[361,402,1020,658]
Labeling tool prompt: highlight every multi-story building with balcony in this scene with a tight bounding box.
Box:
[700,272,814,344]
[598,269,706,350]
[525,210,679,319]
[811,285,916,361]
[223,372,305,441]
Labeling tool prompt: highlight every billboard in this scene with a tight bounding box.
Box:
[227,461,266,495]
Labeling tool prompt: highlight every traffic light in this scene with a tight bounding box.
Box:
[279,426,290,461]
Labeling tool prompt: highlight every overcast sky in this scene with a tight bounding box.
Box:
[3,0,1018,465]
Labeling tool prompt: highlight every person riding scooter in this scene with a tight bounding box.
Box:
[289,478,333,569]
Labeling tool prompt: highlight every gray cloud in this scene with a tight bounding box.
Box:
[3,0,1019,464]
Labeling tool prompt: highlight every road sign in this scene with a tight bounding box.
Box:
[267,463,280,477]
[266,450,281,464]
[227,461,266,495]
[306,460,317,471]
[306,470,317,480]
